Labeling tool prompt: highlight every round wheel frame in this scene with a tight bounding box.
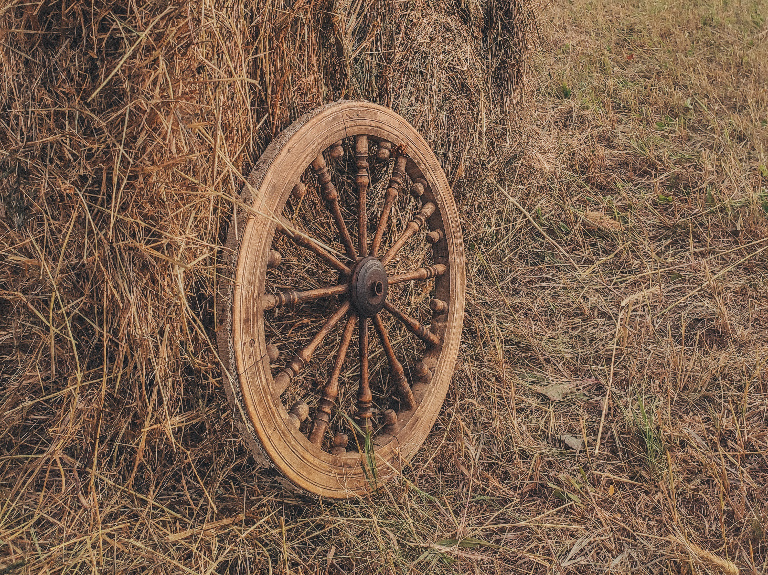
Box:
[217,101,465,498]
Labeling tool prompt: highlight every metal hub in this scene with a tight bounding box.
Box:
[350,256,388,317]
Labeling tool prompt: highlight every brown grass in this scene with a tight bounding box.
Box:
[2,0,767,573]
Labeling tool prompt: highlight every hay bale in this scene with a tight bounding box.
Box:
[0,0,532,572]
[0,2,535,560]
[1,0,534,420]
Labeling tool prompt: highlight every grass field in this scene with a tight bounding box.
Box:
[2,0,767,573]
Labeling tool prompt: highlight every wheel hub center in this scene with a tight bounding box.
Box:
[350,256,388,317]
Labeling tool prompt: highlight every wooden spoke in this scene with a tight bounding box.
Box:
[371,154,408,256]
[388,264,447,285]
[311,153,357,260]
[263,284,348,311]
[373,314,415,410]
[380,202,436,266]
[356,135,369,257]
[276,215,350,274]
[309,314,357,445]
[383,300,441,348]
[358,316,373,431]
[272,302,350,395]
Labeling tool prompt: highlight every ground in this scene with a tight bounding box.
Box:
[1,0,767,573]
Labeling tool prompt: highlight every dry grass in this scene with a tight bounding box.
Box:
[1,0,767,573]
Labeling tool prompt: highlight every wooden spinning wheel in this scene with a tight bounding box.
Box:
[217,101,465,498]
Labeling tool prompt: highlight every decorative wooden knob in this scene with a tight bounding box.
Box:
[267,250,282,268]
[414,360,432,383]
[291,182,306,201]
[411,178,427,197]
[426,229,444,244]
[266,343,279,363]
[288,402,309,428]
[383,409,400,434]
[430,298,448,314]
[330,433,348,455]
[329,141,344,160]
[376,141,392,161]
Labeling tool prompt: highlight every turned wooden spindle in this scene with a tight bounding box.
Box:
[276,216,350,274]
[311,153,357,260]
[383,301,441,348]
[311,154,336,189]
[266,343,279,363]
[388,264,448,285]
[373,314,415,410]
[310,315,356,445]
[330,433,348,455]
[430,298,448,314]
[329,141,344,160]
[263,284,348,311]
[426,229,444,244]
[356,135,369,257]
[273,302,350,395]
[410,178,427,198]
[376,140,392,161]
[372,154,408,256]
[267,250,282,268]
[381,202,436,265]
[291,182,307,201]
[287,402,309,429]
[358,316,373,431]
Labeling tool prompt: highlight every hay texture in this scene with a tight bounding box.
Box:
[3,0,768,572]
[0,0,534,572]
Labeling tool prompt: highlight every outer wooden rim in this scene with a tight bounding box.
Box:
[217,101,465,498]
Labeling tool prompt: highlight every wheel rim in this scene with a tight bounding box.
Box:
[219,101,465,498]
